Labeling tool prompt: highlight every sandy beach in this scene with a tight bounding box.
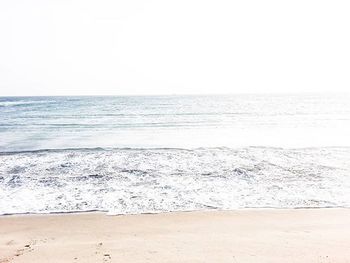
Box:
[0,208,350,263]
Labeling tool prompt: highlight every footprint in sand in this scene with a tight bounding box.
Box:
[103,254,111,262]
[95,242,103,255]
[14,241,34,257]
[1,238,52,262]
[94,242,112,262]
[0,240,34,263]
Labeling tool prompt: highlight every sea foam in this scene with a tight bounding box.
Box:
[1,147,350,215]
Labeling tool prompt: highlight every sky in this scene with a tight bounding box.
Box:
[0,0,349,96]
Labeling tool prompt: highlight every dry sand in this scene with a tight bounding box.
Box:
[1,209,350,263]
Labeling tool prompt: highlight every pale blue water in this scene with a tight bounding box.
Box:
[1,94,350,214]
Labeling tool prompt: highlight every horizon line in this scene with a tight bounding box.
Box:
[1,91,349,98]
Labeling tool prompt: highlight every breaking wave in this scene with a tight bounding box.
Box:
[1,146,350,215]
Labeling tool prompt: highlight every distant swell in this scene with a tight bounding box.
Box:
[0,100,55,107]
[1,145,349,155]
[1,147,350,215]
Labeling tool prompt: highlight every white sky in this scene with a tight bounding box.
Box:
[0,0,349,96]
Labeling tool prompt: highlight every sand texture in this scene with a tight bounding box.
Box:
[1,209,350,263]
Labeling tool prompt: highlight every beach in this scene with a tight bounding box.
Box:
[1,0,350,260]
[1,208,350,263]
[1,96,350,262]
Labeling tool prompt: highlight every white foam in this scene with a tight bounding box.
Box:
[1,147,350,215]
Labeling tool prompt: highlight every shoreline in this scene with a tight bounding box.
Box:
[1,208,350,262]
[0,205,349,217]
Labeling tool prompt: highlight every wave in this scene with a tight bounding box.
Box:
[0,100,55,107]
[1,146,350,215]
[1,145,349,154]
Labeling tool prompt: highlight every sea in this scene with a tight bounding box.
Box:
[1,93,350,215]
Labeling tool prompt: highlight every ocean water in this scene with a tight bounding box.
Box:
[1,94,350,215]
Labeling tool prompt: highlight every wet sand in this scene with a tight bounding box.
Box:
[1,209,350,263]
